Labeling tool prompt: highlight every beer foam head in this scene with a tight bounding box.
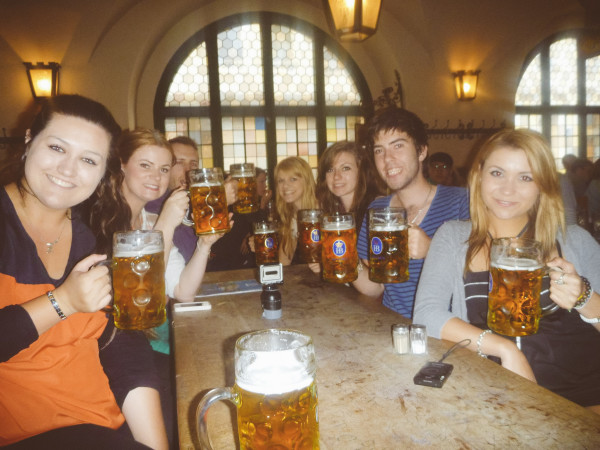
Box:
[114,246,163,258]
[235,330,315,394]
[191,181,221,188]
[371,224,407,232]
[322,222,354,231]
[492,257,542,271]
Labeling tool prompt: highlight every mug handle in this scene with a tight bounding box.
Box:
[196,387,238,449]
[542,266,563,317]
[91,259,114,313]
[182,205,194,227]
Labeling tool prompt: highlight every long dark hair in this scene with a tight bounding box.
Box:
[316,140,385,228]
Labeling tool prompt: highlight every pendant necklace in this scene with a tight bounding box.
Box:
[410,184,434,224]
[45,220,67,254]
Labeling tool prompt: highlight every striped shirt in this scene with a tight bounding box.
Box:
[357,184,469,318]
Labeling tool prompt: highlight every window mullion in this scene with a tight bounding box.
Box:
[261,18,278,180]
[206,26,224,168]
[314,32,327,158]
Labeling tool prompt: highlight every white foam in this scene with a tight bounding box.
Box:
[236,350,314,395]
[191,181,221,188]
[322,223,354,231]
[492,257,542,271]
[114,247,163,258]
[371,224,407,232]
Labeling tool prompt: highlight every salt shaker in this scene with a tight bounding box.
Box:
[392,324,410,354]
[410,324,428,355]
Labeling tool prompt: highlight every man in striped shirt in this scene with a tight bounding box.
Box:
[353,107,470,318]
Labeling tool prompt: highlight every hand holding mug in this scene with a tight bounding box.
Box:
[54,254,113,316]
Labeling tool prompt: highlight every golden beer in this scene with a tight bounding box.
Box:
[488,258,543,336]
[231,163,259,214]
[254,230,279,265]
[321,214,358,283]
[236,381,319,450]
[298,210,322,263]
[196,329,319,450]
[368,226,409,283]
[112,249,166,330]
[189,182,230,235]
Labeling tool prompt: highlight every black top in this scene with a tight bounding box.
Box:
[464,270,600,407]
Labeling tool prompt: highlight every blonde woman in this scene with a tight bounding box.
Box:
[274,157,318,265]
[414,129,600,412]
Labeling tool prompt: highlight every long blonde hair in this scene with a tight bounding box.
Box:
[274,157,318,259]
[466,129,565,268]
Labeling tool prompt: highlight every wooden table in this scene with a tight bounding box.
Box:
[173,265,600,449]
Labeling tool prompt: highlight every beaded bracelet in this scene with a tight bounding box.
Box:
[477,329,492,358]
[47,290,66,320]
[573,276,592,310]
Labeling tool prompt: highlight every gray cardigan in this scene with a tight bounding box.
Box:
[413,220,600,339]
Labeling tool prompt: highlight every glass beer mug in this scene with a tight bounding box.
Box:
[297,209,322,263]
[368,207,409,283]
[185,168,230,235]
[320,213,358,283]
[197,329,320,450]
[253,221,280,265]
[111,230,166,330]
[488,237,544,337]
[231,162,259,214]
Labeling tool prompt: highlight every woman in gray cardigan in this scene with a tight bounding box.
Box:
[413,129,600,412]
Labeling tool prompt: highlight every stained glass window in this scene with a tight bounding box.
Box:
[587,55,600,106]
[272,25,315,106]
[158,13,369,176]
[217,24,264,107]
[165,44,210,107]
[515,32,600,162]
[550,39,577,106]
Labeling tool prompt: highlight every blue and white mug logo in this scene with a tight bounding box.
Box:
[333,239,346,257]
[371,237,383,255]
[265,237,274,249]
[311,228,320,243]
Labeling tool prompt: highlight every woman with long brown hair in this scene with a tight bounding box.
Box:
[315,140,384,234]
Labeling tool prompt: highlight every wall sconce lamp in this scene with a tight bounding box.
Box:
[452,70,480,101]
[24,62,60,100]
[324,0,382,42]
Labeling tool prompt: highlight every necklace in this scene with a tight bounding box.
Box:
[410,184,433,224]
[45,219,67,253]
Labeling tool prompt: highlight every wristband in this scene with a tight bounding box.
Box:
[578,312,600,324]
[47,290,66,320]
[477,329,492,358]
[573,276,592,310]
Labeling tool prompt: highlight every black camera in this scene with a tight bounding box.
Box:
[413,361,454,388]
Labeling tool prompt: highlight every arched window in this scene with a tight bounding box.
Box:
[515,30,600,170]
[154,13,372,175]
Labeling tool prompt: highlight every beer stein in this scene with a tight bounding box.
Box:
[111,230,166,330]
[231,162,259,214]
[368,207,409,283]
[297,209,322,263]
[197,329,320,450]
[488,237,544,337]
[186,168,230,235]
[253,221,279,265]
[321,213,358,283]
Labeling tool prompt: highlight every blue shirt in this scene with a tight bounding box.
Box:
[357,184,470,318]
